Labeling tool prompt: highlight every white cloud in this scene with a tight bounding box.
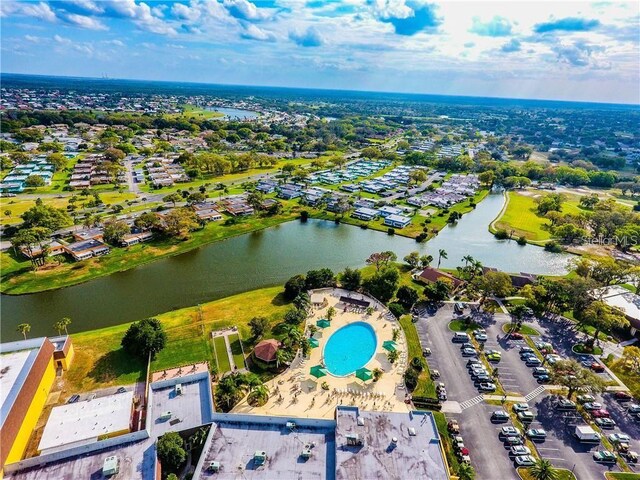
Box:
[241,24,276,41]
[64,13,108,30]
[53,34,72,45]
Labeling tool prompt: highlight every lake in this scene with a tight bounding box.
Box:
[208,107,260,120]
[0,193,571,339]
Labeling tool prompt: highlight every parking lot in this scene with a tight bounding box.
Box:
[416,304,520,480]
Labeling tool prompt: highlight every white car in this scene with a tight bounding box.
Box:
[515,455,536,466]
[510,446,531,456]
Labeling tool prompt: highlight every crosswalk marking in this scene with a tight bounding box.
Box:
[459,395,485,410]
[524,385,546,402]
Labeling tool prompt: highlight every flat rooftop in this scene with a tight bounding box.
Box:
[0,350,32,411]
[196,418,335,479]
[148,375,214,437]
[335,408,448,480]
[38,391,134,453]
[7,439,156,480]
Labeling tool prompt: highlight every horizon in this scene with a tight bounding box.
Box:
[3,71,639,108]
[1,1,638,104]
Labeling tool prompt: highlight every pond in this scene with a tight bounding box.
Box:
[0,193,571,339]
[207,107,260,120]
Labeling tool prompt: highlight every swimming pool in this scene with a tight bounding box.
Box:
[323,322,377,376]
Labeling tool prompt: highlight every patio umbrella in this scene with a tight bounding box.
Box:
[310,365,328,378]
[383,340,398,352]
[355,367,373,382]
[316,319,331,329]
[308,337,320,348]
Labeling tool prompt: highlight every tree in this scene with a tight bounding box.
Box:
[103,218,130,246]
[478,171,495,187]
[247,190,265,210]
[550,359,605,399]
[437,249,447,268]
[21,202,72,230]
[396,285,419,310]
[409,169,427,185]
[362,266,400,303]
[104,147,126,162]
[248,384,269,406]
[284,307,306,325]
[424,279,453,303]
[156,432,186,474]
[327,306,336,321]
[529,459,559,480]
[47,152,67,171]
[293,292,311,313]
[11,226,51,269]
[162,207,199,239]
[54,317,71,335]
[366,251,397,271]
[187,192,206,204]
[25,174,45,187]
[284,274,306,300]
[387,349,399,363]
[340,267,362,291]
[403,251,421,269]
[419,254,433,268]
[473,271,513,300]
[304,268,336,289]
[579,194,599,210]
[578,301,628,347]
[621,345,640,374]
[17,323,31,340]
[248,316,269,339]
[134,211,161,231]
[163,193,182,207]
[457,463,476,480]
[121,318,167,360]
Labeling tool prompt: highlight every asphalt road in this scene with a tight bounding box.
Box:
[416,303,519,480]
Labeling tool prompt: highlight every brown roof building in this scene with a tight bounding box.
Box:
[416,267,464,288]
[253,339,281,363]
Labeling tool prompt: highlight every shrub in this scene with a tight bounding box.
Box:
[494,229,509,240]
[544,241,564,252]
[410,356,424,371]
[300,210,309,222]
[388,302,405,318]
[387,228,395,235]
[121,318,166,361]
[157,432,186,474]
[516,236,527,245]
[404,367,419,391]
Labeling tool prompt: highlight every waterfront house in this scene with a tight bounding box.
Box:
[63,239,110,261]
[352,207,378,221]
[383,214,412,229]
[415,266,464,289]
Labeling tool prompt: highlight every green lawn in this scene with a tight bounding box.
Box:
[448,320,481,332]
[399,314,435,397]
[433,412,460,476]
[228,333,246,369]
[1,205,301,294]
[213,336,231,373]
[62,286,291,394]
[502,323,541,336]
[604,357,640,399]
[604,473,640,480]
[518,467,577,480]
[493,191,585,242]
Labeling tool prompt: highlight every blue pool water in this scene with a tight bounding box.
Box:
[323,322,377,376]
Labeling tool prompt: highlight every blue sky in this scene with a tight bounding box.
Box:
[1,0,639,103]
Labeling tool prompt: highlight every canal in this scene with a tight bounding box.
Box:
[0,193,571,339]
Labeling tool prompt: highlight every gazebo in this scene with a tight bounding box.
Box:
[253,339,281,363]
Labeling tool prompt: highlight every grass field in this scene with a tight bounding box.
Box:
[433,411,460,476]
[493,191,584,242]
[1,205,301,294]
[518,467,577,480]
[604,357,640,399]
[399,314,436,397]
[604,473,640,480]
[228,333,246,369]
[502,323,541,336]
[213,336,231,373]
[448,319,481,332]
[62,285,291,394]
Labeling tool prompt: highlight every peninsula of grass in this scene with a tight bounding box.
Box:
[572,343,603,355]
[492,190,584,243]
[603,357,640,399]
[448,319,481,332]
[518,467,577,480]
[63,286,291,394]
[605,473,640,480]
[0,206,301,295]
[399,314,435,397]
[501,323,541,336]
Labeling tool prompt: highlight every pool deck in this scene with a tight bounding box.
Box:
[234,288,410,419]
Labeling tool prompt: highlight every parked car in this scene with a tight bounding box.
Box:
[545,354,562,365]
[485,350,502,362]
[508,332,524,340]
[608,433,631,445]
[462,348,477,357]
[627,403,640,413]
[501,426,522,438]
[536,374,551,384]
[526,429,547,440]
[593,450,617,463]
[520,347,534,355]
[422,348,431,357]
[583,402,603,411]
[577,394,595,404]
[491,410,509,422]
[116,387,127,394]
[474,333,488,342]
[67,394,80,404]
[556,399,577,411]
[525,358,542,367]
[447,420,460,434]
[474,374,492,384]
[466,359,482,368]
[614,391,633,402]
[453,332,470,343]
[509,446,531,457]
[473,329,486,337]
[504,436,524,446]
[622,451,638,464]
[592,409,610,418]
[591,362,605,373]
[460,342,474,350]
[513,403,529,413]
[478,382,497,392]
[532,367,549,377]
[595,418,616,429]
[438,390,448,401]
[518,411,535,423]
[431,369,440,379]
[515,455,536,466]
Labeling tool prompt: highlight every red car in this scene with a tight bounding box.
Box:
[591,363,605,373]
[614,391,633,402]
[509,332,524,340]
[592,409,610,418]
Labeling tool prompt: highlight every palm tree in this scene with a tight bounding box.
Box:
[58,317,71,335]
[248,384,269,406]
[17,323,31,340]
[188,427,208,452]
[437,249,448,268]
[326,306,336,321]
[420,254,433,268]
[275,348,289,368]
[462,255,475,267]
[457,463,475,480]
[53,321,63,335]
[529,459,559,480]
